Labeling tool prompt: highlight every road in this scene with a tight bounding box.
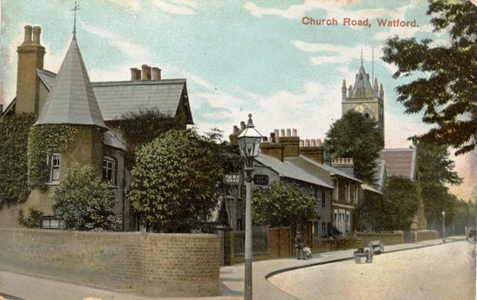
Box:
[269,241,476,300]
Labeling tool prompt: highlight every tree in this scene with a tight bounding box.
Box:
[417,142,462,228]
[324,110,384,184]
[120,108,183,168]
[382,0,477,155]
[382,177,419,231]
[252,181,316,229]
[129,129,238,233]
[53,164,121,231]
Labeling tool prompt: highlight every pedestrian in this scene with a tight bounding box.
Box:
[295,231,304,259]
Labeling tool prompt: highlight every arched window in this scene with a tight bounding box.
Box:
[103,157,116,186]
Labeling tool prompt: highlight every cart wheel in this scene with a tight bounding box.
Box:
[354,256,360,264]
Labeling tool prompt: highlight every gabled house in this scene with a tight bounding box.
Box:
[0,25,193,230]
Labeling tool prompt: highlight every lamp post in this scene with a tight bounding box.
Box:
[237,114,262,300]
[442,210,446,243]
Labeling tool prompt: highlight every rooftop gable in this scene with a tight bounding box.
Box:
[379,148,417,181]
[37,69,191,123]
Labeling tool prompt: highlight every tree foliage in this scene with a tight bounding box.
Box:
[53,164,121,231]
[120,109,183,168]
[129,129,239,233]
[417,142,462,227]
[0,113,36,208]
[381,177,419,231]
[324,110,384,184]
[252,181,316,228]
[382,0,477,155]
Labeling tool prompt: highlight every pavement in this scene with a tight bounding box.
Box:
[0,236,466,300]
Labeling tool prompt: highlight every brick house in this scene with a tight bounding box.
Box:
[229,125,365,240]
[0,25,193,230]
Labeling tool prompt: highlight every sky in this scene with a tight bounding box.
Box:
[0,0,475,202]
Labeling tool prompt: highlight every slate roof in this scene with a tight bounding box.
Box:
[92,79,186,121]
[379,148,417,181]
[255,153,333,189]
[103,131,126,151]
[35,38,107,129]
[350,64,376,98]
[37,68,188,122]
[298,155,362,183]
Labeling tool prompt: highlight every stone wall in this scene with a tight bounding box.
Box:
[0,228,220,297]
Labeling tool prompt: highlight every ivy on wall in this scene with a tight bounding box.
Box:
[27,124,76,192]
[0,113,36,208]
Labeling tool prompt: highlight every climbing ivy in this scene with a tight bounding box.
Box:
[27,124,76,192]
[0,113,36,208]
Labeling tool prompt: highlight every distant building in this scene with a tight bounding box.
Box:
[341,61,426,230]
[0,25,193,230]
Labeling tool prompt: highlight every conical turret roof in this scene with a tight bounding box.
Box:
[350,64,376,98]
[35,38,107,129]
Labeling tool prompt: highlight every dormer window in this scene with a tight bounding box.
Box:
[48,153,61,184]
[102,157,116,186]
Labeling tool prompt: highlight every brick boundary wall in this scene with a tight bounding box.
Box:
[355,231,404,246]
[0,228,220,297]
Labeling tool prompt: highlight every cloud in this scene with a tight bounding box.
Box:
[245,1,412,21]
[80,22,150,59]
[151,0,196,15]
[106,0,142,12]
[292,41,370,67]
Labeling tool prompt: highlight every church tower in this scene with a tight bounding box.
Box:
[341,61,384,139]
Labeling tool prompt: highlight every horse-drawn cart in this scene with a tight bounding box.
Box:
[353,246,373,264]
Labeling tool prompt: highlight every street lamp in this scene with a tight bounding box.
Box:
[237,114,262,300]
[442,210,446,243]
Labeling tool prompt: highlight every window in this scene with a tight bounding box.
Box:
[321,222,326,237]
[346,182,351,203]
[354,185,359,204]
[321,189,326,208]
[333,178,339,200]
[103,157,116,186]
[49,154,61,183]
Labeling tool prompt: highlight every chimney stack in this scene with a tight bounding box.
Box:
[15,25,45,115]
[141,64,151,80]
[279,128,300,157]
[299,137,324,163]
[151,67,161,80]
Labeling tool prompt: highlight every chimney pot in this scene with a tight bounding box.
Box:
[151,67,162,80]
[305,139,310,147]
[32,26,41,44]
[299,140,304,147]
[262,136,268,142]
[316,139,322,146]
[23,25,33,44]
[311,139,316,147]
[141,64,151,80]
[233,125,239,133]
[240,121,245,130]
[292,129,297,137]
[280,129,286,137]
[130,68,141,81]
[274,129,280,139]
